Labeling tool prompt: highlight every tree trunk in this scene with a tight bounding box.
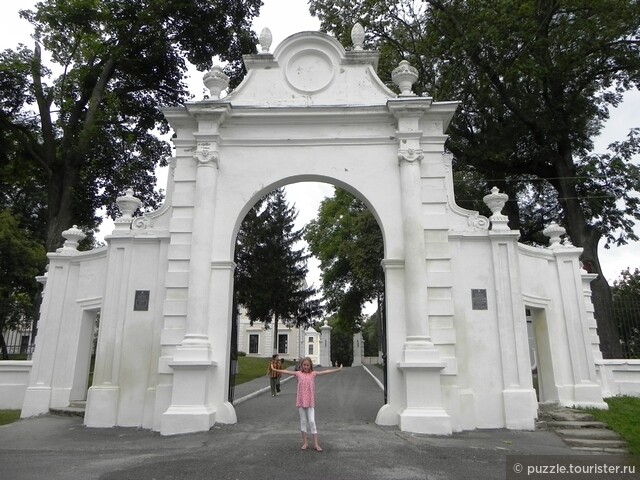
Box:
[46,162,79,252]
[578,237,622,359]
[553,149,622,358]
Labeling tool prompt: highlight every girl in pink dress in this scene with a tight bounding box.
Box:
[272,357,343,452]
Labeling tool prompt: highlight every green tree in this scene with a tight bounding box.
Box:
[612,268,640,358]
[328,316,353,367]
[0,0,261,252]
[235,188,323,353]
[613,268,640,302]
[362,312,381,358]
[309,0,640,358]
[0,210,46,359]
[305,187,384,334]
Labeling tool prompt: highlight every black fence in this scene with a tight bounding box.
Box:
[0,329,35,360]
[611,299,640,359]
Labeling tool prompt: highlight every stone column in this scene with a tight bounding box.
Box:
[161,78,231,434]
[22,227,86,418]
[352,332,363,366]
[180,141,220,357]
[385,60,451,435]
[483,187,538,429]
[319,321,332,367]
[542,223,607,409]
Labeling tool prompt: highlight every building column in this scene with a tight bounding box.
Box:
[319,321,332,367]
[484,187,538,429]
[161,103,230,436]
[352,332,363,366]
[542,222,607,409]
[387,63,451,434]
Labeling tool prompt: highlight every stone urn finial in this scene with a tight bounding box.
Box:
[483,186,508,216]
[483,186,510,231]
[259,27,273,53]
[392,60,419,96]
[543,222,566,249]
[351,23,365,50]
[203,64,230,99]
[60,225,86,253]
[116,188,142,222]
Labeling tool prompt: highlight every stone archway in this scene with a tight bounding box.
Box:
[157,30,457,435]
[25,27,607,437]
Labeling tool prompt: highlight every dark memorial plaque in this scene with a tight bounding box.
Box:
[471,289,488,310]
[134,290,150,311]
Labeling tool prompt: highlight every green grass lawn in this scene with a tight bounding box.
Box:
[234,355,291,385]
[584,396,640,455]
[0,409,20,426]
[234,355,270,385]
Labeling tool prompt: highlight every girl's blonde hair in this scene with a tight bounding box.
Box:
[300,357,314,371]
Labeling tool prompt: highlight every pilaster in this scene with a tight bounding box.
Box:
[387,73,451,434]
[483,188,537,429]
[161,103,230,435]
[543,223,606,408]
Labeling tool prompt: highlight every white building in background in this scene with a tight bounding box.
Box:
[236,310,320,365]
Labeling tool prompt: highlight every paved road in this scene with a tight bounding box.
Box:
[0,366,613,480]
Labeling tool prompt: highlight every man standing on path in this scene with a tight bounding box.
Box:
[267,354,282,396]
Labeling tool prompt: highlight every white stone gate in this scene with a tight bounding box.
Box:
[19,27,607,436]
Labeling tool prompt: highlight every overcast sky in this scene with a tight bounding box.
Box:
[1,0,638,285]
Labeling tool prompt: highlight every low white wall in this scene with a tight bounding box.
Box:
[0,361,32,409]
[596,360,640,398]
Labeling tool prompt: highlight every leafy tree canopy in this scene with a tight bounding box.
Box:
[0,209,46,358]
[305,187,384,333]
[309,0,640,358]
[613,268,640,302]
[0,0,261,251]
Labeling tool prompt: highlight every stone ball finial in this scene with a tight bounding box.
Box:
[392,60,419,96]
[259,27,273,53]
[351,23,365,50]
[203,64,230,99]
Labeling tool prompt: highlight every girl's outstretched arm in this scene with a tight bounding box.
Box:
[272,368,296,375]
[316,365,343,376]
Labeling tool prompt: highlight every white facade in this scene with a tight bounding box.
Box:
[236,311,320,365]
[15,28,610,436]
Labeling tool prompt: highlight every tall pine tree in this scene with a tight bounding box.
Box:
[235,188,322,354]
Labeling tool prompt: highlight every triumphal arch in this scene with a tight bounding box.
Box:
[20,27,606,435]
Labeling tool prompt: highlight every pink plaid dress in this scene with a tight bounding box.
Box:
[294,371,318,408]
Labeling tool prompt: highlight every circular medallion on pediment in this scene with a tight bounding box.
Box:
[285,49,335,94]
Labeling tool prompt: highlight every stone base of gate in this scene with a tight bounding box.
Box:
[21,386,52,418]
[160,359,217,436]
[399,407,452,435]
[84,385,119,427]
[161,404,216,436]
[397,341,452,435]
[503,388,538,430]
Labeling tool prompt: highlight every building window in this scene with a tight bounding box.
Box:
[308,343,314,355]
[278,334,288,354]
[249,334,259,354]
